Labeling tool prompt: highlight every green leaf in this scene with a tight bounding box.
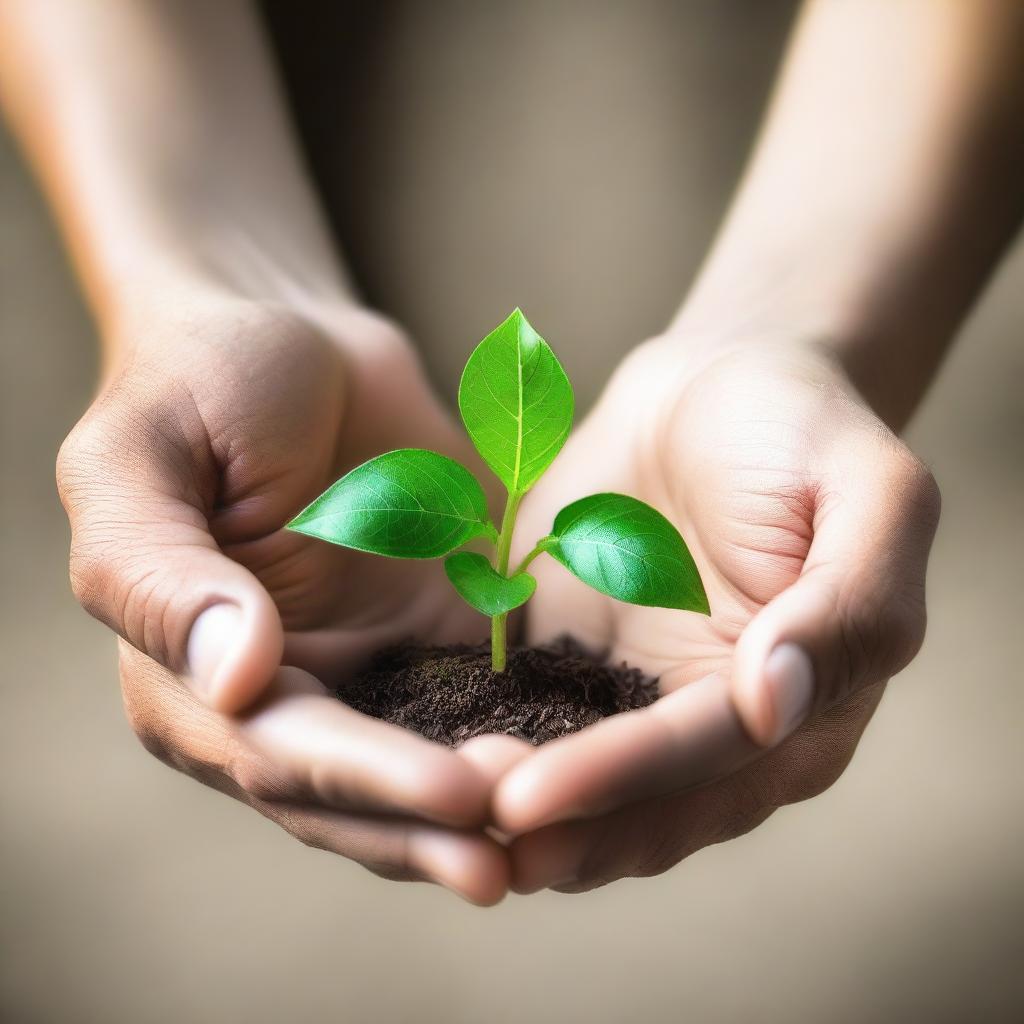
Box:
[444,552,536,616]
[459,308,574,496]
[287,449,493,559]
[549,493,710,613]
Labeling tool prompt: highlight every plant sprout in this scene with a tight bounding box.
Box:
[287,310,710,671]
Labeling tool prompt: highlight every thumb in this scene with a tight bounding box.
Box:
[732,440,941,746]
[57,394,283,714]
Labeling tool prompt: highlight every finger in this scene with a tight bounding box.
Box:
[508,782,768,895]
[456,734,534,789]
[58,382,282,713]
[457,734,534,838]
[512,803,775,896]
[121,653,497,829]
[508,689,882,894]
[237,668,495,827]
[493,672,760,834]
[732,435,941,745]
[256,802,509,906]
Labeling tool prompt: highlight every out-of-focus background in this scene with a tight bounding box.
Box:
[2,3,1022,1022]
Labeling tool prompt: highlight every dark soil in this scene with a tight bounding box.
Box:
[337,638,659,746]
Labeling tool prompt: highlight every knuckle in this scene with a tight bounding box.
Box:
[306,761,345,807]
[117,561,174,663]
[297,832,331,854]
[630,803,697,879]
[58,406,141,619]
[758,687,881,806]
[54,430,82,505]
[55,414,107,512]
[724,771,773,823]
[228,752,296,803]
[631,789,761,878]
[118,650,239,788]
[834,590,881,688]
[576,813,680,885]
[59,408,204,655]
[633,826,686,880]
[572,825,625,888]
[66,521,139,621]
[118,652,164,751]
[836,584,927,692]
[123,702,170,764]
[778,749,848,805]
[764,743,840,806]
[228,755,269,797]
[388,828,414,881]
[54,373,146,503]
[362,861,419,884]
[274,808,330,852]
[702,774,777,848]
[911,464,942,534]
[714,803,776,846]
[887,596,929,668]
[880,437,942,529]
[119,683,191,777]
[70,540,172,659]
[552,882,599,895]
[67,543,111,620]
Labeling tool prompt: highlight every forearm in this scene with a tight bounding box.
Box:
[673,0,1024,429]
[0,0,353,352]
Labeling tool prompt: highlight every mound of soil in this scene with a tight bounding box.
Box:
[337,638,658,746]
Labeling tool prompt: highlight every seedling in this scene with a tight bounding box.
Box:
[287,310,709,671]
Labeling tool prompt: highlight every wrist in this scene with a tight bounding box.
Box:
[657,314,845,388]
[98,275,407,381]
[95,223,359,347]
[96,258,368,350]
[661,299,918,432]
[663,226,959,431]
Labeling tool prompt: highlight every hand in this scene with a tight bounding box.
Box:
[493,336,941,892]
[58,294,509,904]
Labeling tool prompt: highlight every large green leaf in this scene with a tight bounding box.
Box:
[549,493,709,612]
[459,308,573,495]
[444,552,536,615]
[287,449,493,559]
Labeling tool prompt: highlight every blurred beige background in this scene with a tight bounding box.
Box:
[2,3,1022,1022]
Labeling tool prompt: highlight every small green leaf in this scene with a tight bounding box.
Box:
[549,493,709,613]
[459,308,574,496]
[287,449,493,559]
[444,552,536,616]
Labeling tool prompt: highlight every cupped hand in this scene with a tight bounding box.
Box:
[493,336,941,893]
[58,294,508,903]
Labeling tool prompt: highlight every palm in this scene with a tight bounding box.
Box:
[517,341,827,692]
[494,340,893,893]
[183,307,492,683]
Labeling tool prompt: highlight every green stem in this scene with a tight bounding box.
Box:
[513,535,556,576]
[491,614,507,673]
[490,491,522,672]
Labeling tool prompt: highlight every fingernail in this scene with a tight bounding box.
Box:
[763,643,814,744]
[187,603,244,699]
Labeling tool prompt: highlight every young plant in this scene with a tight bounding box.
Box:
[287,310,710,671]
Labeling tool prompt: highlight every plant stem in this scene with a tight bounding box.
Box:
[513,535,556,576]
[490,491,521,672]
[491,614,507,673]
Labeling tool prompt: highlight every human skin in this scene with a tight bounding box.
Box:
[2,0,1022,904]
[495,339,937,891]
[0,0,511,905]
[489,0,1024,891]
